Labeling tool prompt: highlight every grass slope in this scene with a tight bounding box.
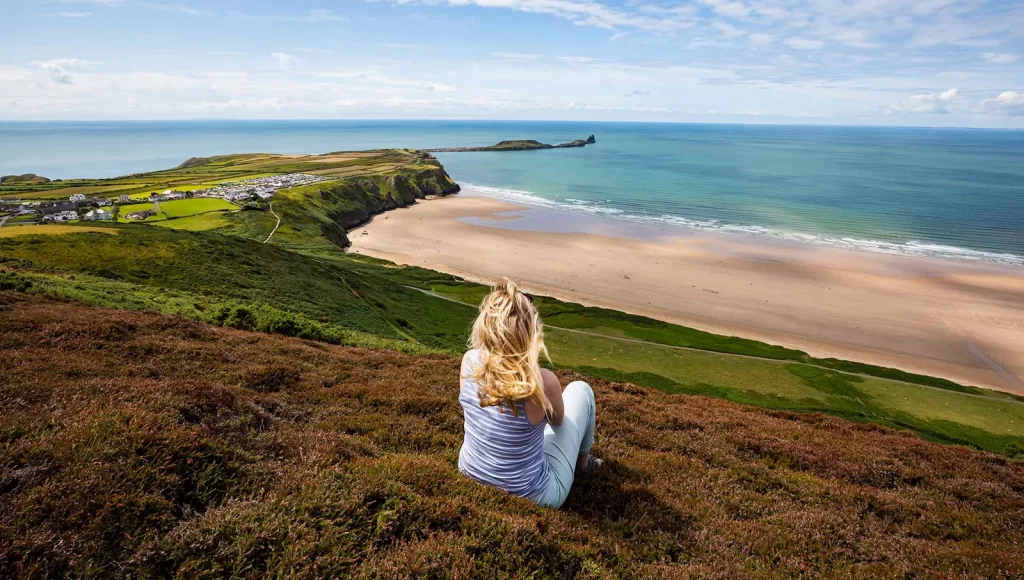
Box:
[0,150,453,202]
[0,227,475,352]
[1,295,1021,578]
[2,224,1023,456]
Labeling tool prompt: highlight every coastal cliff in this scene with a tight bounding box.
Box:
[425,134,596,152]
[273,153,460,248]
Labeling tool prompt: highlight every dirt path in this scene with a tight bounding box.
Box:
[263,203,281,244]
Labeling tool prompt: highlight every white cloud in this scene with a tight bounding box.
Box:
[230,9,347,22]
[697,0,751,19]
[136,3,206,15]
[45,12,93,17]
[30,59,101,84]
[784,38,824,50]
[980,91,1024,115]
[384,0,697,32]
[712,21,747,39]
[885,87,958,115]
[982,53,1019,64]
[271,52,303,67]
[490,52,543,60]
[556,56,597,64]
[377,42,427,49]
[748,33,773,46]
[56,0,205,13]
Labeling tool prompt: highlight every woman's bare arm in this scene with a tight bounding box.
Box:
[540,368,564,426]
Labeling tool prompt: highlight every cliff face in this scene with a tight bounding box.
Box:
[275,156,461,249]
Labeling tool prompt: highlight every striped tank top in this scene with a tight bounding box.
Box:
[458,349,550,499]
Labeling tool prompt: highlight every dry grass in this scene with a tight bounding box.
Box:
[0,225,118,238]
[1,293,1021,578]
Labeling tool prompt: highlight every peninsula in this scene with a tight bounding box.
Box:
[425,134,596,152]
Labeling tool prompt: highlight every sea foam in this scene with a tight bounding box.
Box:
[463,184,1024,267]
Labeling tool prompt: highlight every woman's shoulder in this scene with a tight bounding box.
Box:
[462,348,484,368]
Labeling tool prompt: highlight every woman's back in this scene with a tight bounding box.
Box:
[458,349,550,499]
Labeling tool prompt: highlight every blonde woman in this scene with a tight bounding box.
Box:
[458,278,601,508]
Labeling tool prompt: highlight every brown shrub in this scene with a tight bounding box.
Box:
[0,293,1021,578]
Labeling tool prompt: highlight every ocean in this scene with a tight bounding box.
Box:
[2,120,1022,266]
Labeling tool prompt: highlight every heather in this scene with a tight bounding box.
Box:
[1,294,1022,578]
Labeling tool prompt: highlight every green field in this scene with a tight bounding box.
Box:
[1,151,1022,458]
[150,211,232,231]
[116,197,237,223]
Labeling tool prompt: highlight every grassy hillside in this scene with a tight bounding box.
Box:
[1,295,1021,578]
[267,161,459,251]
[2,150,1023,460]
[0,149,453,202]
[2,221,1023,456]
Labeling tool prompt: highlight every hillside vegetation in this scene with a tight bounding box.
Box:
[0,149,454,202]
[2,218,1023,456]
[1,294,1022,578]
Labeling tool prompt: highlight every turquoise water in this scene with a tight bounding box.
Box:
[1,120,1021,265]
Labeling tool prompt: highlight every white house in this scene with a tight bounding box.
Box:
[43,210,79,223]
[84,208,112,221]
[69,193,87,203]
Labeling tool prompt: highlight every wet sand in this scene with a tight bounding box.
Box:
[349,191,1024,394]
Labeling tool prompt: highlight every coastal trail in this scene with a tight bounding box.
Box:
[263,202,281,244]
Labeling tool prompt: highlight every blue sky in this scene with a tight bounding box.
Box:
[2,0,1023,126]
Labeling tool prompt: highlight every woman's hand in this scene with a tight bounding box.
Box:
[540,368,565,426]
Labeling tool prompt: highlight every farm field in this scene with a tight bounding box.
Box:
[116,197,237,222]
[150,212,232,231]
[0,224,117,238]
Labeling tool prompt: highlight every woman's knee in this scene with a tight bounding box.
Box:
[565,381,595,406]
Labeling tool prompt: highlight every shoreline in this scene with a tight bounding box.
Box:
[455,183,1024,268]
[349,189,1024,395]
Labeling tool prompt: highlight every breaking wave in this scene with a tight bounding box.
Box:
[463,183,1024,267]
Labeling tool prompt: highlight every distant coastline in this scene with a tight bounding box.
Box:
[2,120,1021,263]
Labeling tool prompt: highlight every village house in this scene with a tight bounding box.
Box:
[83,208,113,221]
[118,195,132,204]
[42,201,77,217]
[69,193,87,203]
[161,189,187,200]
[42,210,79,223]
[125,210,155,221]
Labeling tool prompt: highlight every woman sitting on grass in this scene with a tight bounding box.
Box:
[458,278,601,508]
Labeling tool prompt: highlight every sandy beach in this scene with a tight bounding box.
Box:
[349,191,1024,394]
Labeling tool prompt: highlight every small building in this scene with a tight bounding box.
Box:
[84,208,112,221]
[125,210,156,221]
[69,193,87,203]
[118,195,132,204]
[95,198,112,207]
[42,210,79,223]
[42,202,77,217]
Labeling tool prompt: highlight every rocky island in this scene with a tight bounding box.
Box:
[426,134,596,152]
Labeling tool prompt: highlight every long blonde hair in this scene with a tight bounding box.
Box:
[467,278,552,416]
